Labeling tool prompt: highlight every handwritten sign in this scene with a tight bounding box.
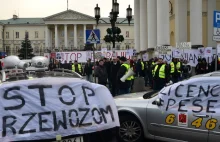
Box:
[155,46,172,55]
[176,42,191,49]
[0,78,119,141]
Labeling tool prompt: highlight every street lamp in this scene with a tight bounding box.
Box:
[94,0,132,49]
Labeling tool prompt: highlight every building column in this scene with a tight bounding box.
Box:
[55,24,59,48]
[64,24,68,48]
[140,0,148,51]
[190,0,203,46]
[147,0,157,48]
[134,0,140,52]
[74,24,78,49]
[157,0,170,45]
[84,24,87,44]
[208,0,216,47]
[45,25,49,48]
[175,0,187,44]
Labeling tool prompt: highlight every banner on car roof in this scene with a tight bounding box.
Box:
[0,78,119,142]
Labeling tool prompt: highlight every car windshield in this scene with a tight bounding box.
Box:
[3,69,82,82]
[143,90,159,99]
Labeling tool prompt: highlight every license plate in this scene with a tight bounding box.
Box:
[54,137,83,142]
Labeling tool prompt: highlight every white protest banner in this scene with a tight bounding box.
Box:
[158,77,220,128]
[126,49,134,56]
[217,43,220,57]
[155,46,172,55]
[176,42,191,49]
[142,53,148,61]
[55,50,132,63]
[158,48,217,67]
[86,51,92,60]
[204,47,213,57]
[198,47,205,58]
[101,48,107,57]
[43,53,50,59]
[173,49,183,58]
[0,78,119,142]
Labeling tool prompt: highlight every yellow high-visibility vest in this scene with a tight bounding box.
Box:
[121,64,132,81]
[152,62,155,75]
[72,64,82,73]
[141,62,144,70]
[153,64,166,79]
[170,62,181,73]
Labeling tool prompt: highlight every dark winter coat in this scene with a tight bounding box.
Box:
[84,62,93,75]
[94,65,108,84]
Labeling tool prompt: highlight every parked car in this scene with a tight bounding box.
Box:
[115,75,220,142]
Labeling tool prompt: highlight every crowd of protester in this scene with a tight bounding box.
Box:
[1,56,220,96]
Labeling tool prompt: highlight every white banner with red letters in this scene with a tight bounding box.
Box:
[55,50,132,63]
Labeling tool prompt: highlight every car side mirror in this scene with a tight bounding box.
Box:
[152,98,162,106]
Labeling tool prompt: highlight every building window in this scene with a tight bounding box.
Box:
[116,45,120,50]
[15,46,20,54]
[61,31,64,37]
[25,31,29,38]
[70,32,74,37]
[126,45,130,49]
[126,31,129,38]
[6,32,9,39]
[16,32,19,38]
[35,31,39,38]
[6,46,10,55]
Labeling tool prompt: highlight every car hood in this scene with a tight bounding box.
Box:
[114,91,148,100]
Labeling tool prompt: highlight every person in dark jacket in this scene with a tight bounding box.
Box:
[104,58,111,88]
[0,61,2,70]
[117,57,131,95]
[110,57,121,96]
[84,58,93,82]
[94,59,108,86]
[62,60,69,69]
[68,61,73,70]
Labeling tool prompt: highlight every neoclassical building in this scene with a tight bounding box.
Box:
[1,0,220,57]
[0,10,134,56]
[135,0,220,56]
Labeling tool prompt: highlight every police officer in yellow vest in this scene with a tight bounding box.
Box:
[170,58,181,83]
[72,60,82,75]
[117,57,132,95]
[153,58,168,91]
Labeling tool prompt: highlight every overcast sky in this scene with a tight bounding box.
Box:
[0,0,134,19]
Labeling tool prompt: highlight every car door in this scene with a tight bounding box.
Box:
[206,114,220,142]
[147,80,209,142]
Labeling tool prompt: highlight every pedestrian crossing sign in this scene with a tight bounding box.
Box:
[86,29,100,44]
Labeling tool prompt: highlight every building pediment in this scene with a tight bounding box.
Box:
[44,10,95,21]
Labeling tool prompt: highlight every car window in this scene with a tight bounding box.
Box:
[210,73,220,76]
[143,90,159,99]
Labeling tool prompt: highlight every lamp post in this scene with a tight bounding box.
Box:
[94,0,132,49]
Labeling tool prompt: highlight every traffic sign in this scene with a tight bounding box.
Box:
[86,29,100,44]
[213,11,220,41]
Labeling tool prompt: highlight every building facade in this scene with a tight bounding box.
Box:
[1,0,220,57]
[0,10,134,56]
[135,0,220,56]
